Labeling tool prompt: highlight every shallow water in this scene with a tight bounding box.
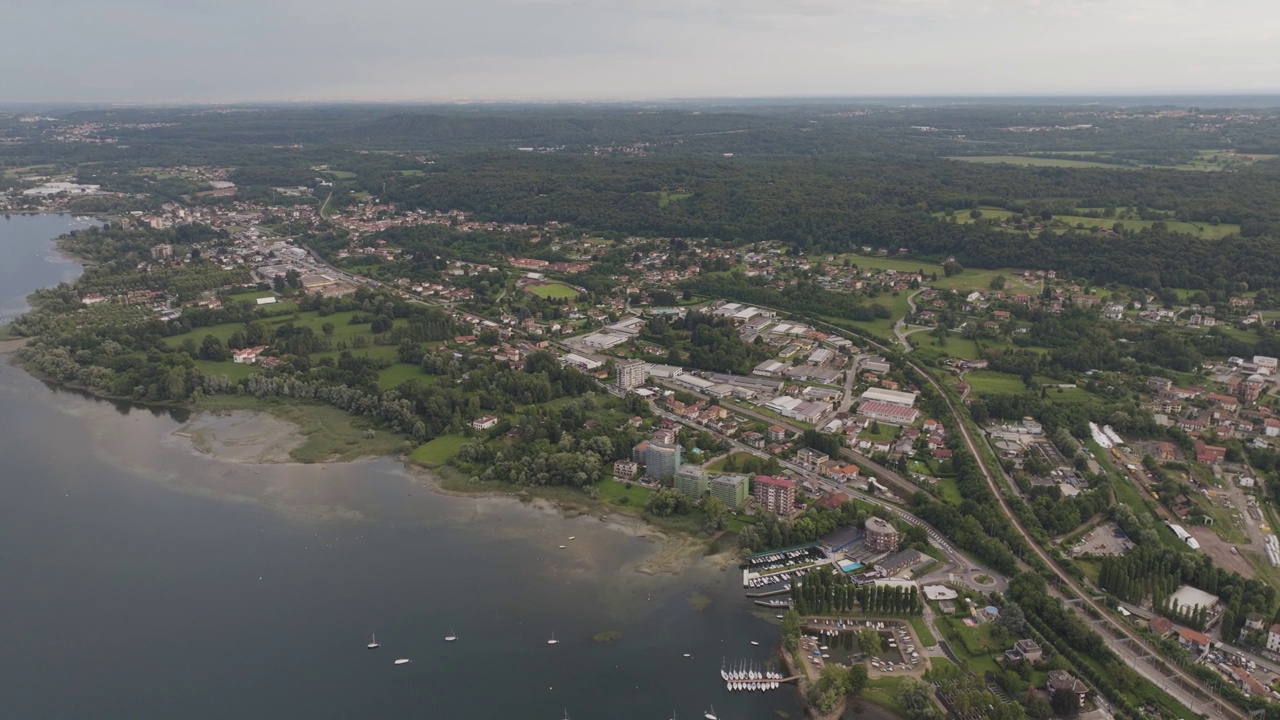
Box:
[0,215,804,719]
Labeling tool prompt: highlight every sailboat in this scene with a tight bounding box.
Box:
[445,628,458,642]
[704,705,718,720]
[366,633,380,649]
[547,633,560,645]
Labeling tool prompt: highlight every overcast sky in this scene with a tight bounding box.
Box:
[2,0,1278,102]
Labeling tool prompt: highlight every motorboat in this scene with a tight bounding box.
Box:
[394,658,411,665]
[366,633,380,649]
[749,641,759,646]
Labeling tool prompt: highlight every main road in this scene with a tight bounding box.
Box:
[725,301,1244,719]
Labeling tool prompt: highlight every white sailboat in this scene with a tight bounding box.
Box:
[704,705,718,720]
[394,658,411,665]
[445,627,458,642]
[366,633,380,649]
[547,633,560,645]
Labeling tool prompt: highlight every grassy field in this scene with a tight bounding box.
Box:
[934,618,1002,675]
[935,477,963,505]
[194,395,406,462]
[937,205,1240,239]
[704,452,757,472]
[964,370,1028,396]
[164,310,402,350]
[656,191,693,207]
[525,281,581,300]
[325,170,357,179]
[596,477,656,510]
[377,363,432,390]
[908,617,937,647]
[947,155,1126,169]
[409,434,467,466]
[913,336,984,362]
[224,289,280,303]
[193,359,261,380]
[859,676,907,717]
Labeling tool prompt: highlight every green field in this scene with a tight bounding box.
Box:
[908,616,937,647]
[224,289,280,303]
[948,155,1125,169]
[525,281,581,300]
[964,370,1028,396]
[656,191,692,207]
[163,310,401,350]
[704,452,757,472]
[378,363,432,390]
[937,205,1241,240]
[409,434,467,465]
[325,170,357,179]
[596,477,656,509]
[193,359,261,380]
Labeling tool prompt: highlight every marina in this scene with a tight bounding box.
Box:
[718,659,799,693]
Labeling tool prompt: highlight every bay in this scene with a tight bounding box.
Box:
[0,214,803,720]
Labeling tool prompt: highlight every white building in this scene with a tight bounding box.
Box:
[860,388,918,407]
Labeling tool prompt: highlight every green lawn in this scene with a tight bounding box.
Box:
[525,281,581,300]
[947,155,1132,169]
[193,359,261,380]
[223,289,280,304]
[935,477,963,505]
[409,434,468,466]
[860,676,907,716]
[163,310,402,350]
[704,452,757,472]
[596,477,655,509]
[937,205,1240,240]
[377,363,432,390]
[913,336,983,361]
[656,191,692,207]
[964,370,1027,396]
[934,618,1002,675]
[908,616,937,647]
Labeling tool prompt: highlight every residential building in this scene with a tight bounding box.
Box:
[1177,627,1212,656]
[1005,639,1043,664]
[1046,670,1088,707]
[708,474,749,508]
[674,465,708,499]
[645,442,682,480]
[795,447,830,470]
[613,460,639,479]
[632,440,650,464]
[767,425,788,443]
[616,359,648,389]
[864,516,901,552]
[1267,624,1280,653]
[752,475,795,516]
[471,415,499,431]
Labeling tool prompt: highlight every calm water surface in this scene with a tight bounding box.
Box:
[0,215,803,719]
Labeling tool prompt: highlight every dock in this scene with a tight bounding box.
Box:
[745,587,791,599]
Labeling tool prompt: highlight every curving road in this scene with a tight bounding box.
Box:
[726,301,1245,719]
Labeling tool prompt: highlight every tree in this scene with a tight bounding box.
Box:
[989,274,1007,290]
[847,663,868,697]
[199,334,228,361]
[322,322,335,337]
[702,495,729,532]
[969,209,983,220]
[1051,687,1078,716]
[780,610,801,652]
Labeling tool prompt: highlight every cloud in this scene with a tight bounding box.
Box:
[0,0,1277,101]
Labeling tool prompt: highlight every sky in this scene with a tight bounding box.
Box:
[2,0,1278,103]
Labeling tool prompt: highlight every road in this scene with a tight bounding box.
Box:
[726,300,1245,719]
[648,393,1004,592]
[893,290,924,351]
[906,343,1245,719]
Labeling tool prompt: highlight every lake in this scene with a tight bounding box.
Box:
[0,214,804,719]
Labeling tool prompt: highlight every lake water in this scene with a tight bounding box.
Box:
[0,213,93,323]
[0,215,805,720]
